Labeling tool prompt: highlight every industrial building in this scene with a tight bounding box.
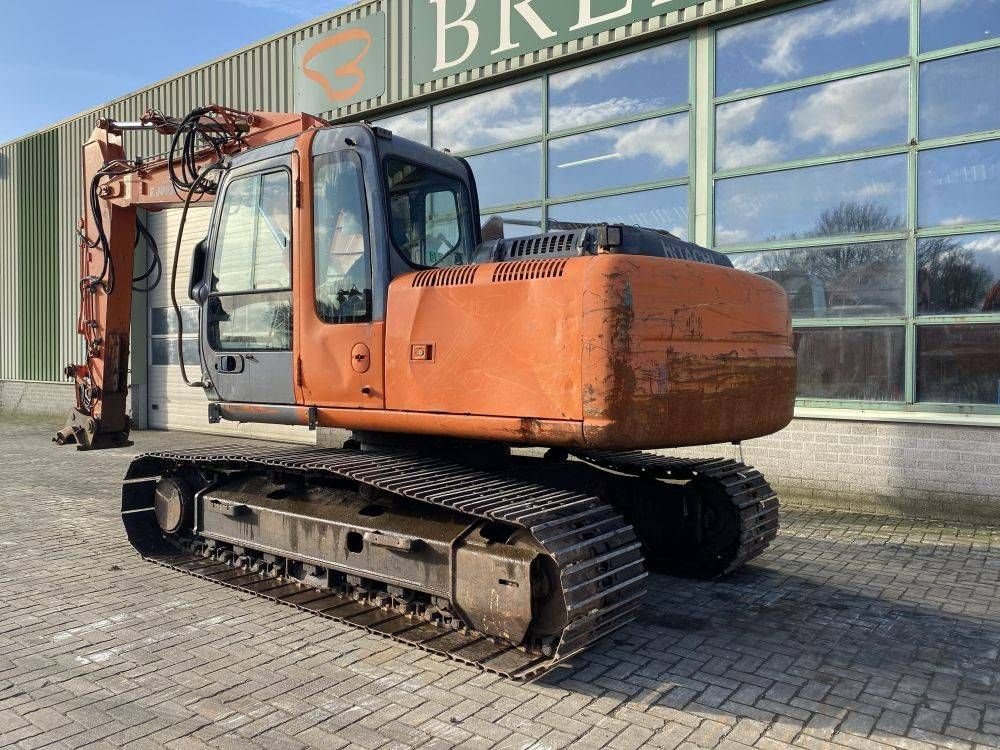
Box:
[1,0,997,519]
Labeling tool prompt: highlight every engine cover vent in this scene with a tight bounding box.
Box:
[506,231,580,258]
[411,266,478,287]
[491,259,568,283]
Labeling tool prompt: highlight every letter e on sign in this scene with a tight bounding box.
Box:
[294,13,387,113]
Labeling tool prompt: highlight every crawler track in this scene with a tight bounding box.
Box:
[572,450,780,577]
[122,445,647,680]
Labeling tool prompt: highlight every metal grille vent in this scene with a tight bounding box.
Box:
[505,231,579,258]
[491,259,568,283]
[411,266,479,287]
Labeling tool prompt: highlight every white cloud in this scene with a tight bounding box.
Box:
[715,227,750,245]
[549,96,670,131]
[219,0,340,19]
[716,98,789,170]
[433,81,540,152]
[856,181,896,200]
[962,235,1000,253]
[551,115,689,172]
[718,0,909,81]
[940,214,976,226]
[550,42,686,92]
[788,69,908,147]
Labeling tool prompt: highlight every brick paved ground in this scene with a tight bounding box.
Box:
[2,415,999,750]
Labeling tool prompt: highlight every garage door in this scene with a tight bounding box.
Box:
[144,207,312,443]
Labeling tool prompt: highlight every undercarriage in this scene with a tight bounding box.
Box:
[122,442,778,680]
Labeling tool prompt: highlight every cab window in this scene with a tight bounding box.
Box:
[208,170,292,351]
[313,151,372,323]
[386,159,471,268]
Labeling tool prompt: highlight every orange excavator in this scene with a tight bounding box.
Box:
[57,106,795,679]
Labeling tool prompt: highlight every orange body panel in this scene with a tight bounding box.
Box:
[302,255,795,450]
[384,262,583,420]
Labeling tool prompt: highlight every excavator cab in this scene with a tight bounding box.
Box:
[188,124,482,417]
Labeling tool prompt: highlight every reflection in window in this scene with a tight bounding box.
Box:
[548,41,688,132]
[372,109,429,145]
[151,306,198,336]
[213,172,291,293]
[716,69,908,170]
[918,325,1000,405]
[386,159,472,268]
[715,156,907,246]
[920,47,1000,141]
[731,240,905,318]
[548,114,689,198]
[794,326,905,401]
[432,79,542,152]
[918,233,1000,314]
[151,338,201,368]
[920,0,1000,52]
[715,0,909,95]
[208,291,292,351]
[480,208,543,242]
[465,144,542,209]
[313,151,371,323]
[918,140,1000,228]
[548,186,688,238]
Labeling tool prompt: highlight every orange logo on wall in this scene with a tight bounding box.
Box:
[301,27,373,103]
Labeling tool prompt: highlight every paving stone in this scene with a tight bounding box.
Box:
[3,416,1000,749]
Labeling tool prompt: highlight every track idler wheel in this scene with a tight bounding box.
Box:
[153,477,194,535]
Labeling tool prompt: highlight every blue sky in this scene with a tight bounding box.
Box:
[0,0,350,144]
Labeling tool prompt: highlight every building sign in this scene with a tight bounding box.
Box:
[294,13,387,113]
[411,0,701,83]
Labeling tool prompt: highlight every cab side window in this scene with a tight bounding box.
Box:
[208,171,293,351]
[313,151,372,323]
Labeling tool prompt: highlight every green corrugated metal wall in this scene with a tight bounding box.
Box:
[15,131,60,381]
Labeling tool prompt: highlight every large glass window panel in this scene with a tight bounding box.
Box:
[918,140,1000,228]
[794,326,905,401]
[716,0,910,96]
[716,68,908,171]
[151,338,201,368]
[465,144,542,209]
[548,41,688,133]
[715,156,907,246]
[207,291,292,351]
[432,80,541,152]
[480,207,544,242]
[386,159,474,268]
[920,0,1000,52]
[548,187,688,238]
[920,47,1000,141]
[150,306,198,336]
[372,109,429,145]
[313,151,371,323]
[731,240,905,318]
[213,172,291,293]
[548,114,689,198]
[917,232,1000,314]
[917,324,1000,405]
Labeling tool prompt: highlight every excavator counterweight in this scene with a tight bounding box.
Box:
[59,105,795,677]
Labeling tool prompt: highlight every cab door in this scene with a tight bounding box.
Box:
[294,145,384,409]
[201,154,296,404]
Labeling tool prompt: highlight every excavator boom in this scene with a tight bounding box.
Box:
[55,106,326,448]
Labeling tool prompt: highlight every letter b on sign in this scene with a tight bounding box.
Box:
[294,13,387,113]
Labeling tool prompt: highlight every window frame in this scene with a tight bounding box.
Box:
[148,305,200,368]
